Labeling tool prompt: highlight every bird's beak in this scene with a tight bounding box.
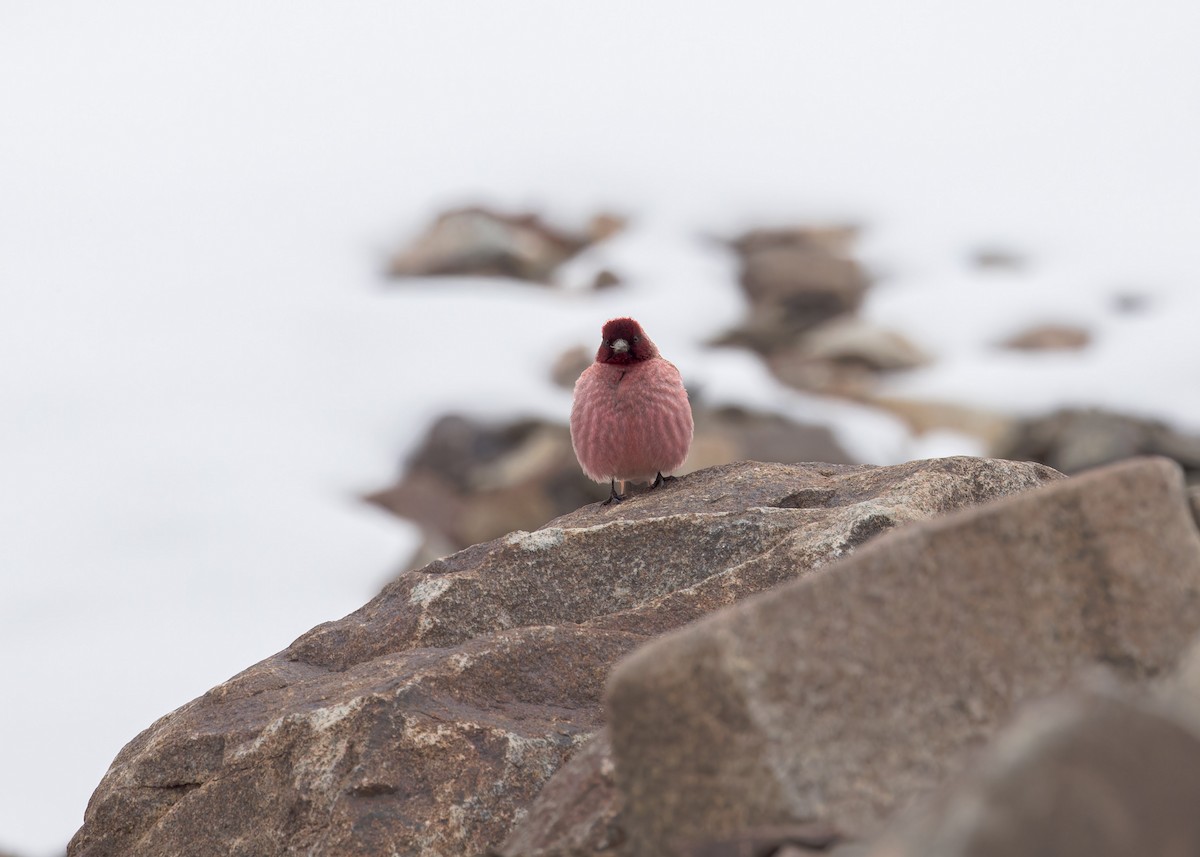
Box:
[611,338,629,354]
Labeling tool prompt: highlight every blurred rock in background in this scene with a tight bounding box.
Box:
[1111,290,1153,315]
[871,682,1200,857]
[712,224,927,400]
[550,344,594,391]
[387,206,625,283]
[765,316,930,398]
[994,408,1200,484]
[366,405,854,568]
[867,396,1014,451]
[998,323,1091,352]
[713,225,870,355]
[364,414,595,565]
[687,404,853,474]
[589,268,623,291]
[969,245,1029,271]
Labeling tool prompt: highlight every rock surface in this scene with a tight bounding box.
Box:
[864,628,1200,857]
[606,457,1200,856]
[495,730,621,857]
[868,685,1200,857]
[70,458,1059,857]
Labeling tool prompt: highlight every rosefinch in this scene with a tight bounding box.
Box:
[570,317,694,504]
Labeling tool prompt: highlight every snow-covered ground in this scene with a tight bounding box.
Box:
[2,3,1198,854]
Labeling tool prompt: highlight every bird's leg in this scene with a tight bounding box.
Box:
[650,471,677,489]
[602,478,625,505]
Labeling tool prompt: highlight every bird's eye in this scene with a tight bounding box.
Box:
[632,335,641,343]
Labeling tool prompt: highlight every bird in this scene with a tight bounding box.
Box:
[570,317,694,505]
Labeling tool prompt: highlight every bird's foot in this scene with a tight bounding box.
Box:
[650,472,677,489]
[601,478,626,506]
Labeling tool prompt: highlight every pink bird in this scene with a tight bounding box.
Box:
[570,317,694,505]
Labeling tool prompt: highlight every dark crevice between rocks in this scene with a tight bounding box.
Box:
[1097,652,1150,677]
[140,781,203,794]
[773,487,838,509]
[840,513,896,551]
[679,823,845,856]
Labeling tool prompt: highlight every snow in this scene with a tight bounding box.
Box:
[2,2,1199,854]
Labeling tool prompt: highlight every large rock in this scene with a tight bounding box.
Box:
[69,458,1058,857]
[606,457,1200,856]
[868,684,1200,857]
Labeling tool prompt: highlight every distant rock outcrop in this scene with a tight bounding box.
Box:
[969,246,1029,271]
[995,407,1200,483]
[69,457,1058,857]
[711,225,926,400]
[386,207,623,284]
[765,316,930,398]
[714,226,870,357]
[997,322,1091,351]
